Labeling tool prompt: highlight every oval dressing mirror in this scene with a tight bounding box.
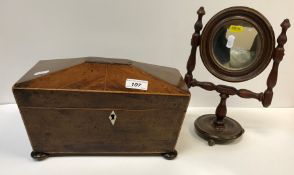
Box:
[213,22,261,71]
[200,7,275,82]
[185,6,290,146]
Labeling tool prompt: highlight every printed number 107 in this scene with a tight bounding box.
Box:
[132,82,141,87]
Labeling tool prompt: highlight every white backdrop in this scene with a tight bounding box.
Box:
[1,0,293,107]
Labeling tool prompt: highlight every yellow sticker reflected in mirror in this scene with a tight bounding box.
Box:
[229,25,244,33]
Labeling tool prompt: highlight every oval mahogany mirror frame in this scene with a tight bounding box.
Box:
[200,6,275,82]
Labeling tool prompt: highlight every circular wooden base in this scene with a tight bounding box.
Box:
[194,114,244,146]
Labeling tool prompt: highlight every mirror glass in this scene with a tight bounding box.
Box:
[213,22,261,70]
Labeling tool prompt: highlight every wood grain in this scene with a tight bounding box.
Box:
[12,58,190,158]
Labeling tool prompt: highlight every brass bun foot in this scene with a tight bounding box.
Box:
[31,151,49,161]
[194,114,244,146]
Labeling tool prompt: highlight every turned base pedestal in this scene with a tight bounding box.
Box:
[194,114,244,146]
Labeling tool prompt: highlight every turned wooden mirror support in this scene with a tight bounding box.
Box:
[185,7,290,146]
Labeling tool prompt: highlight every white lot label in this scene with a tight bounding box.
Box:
[34,70,50,76]
[125,79,148,90]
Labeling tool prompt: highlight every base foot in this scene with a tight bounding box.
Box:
[195,114,244,145]
[162,150,177,160]
[31,151,49,161]
[208,139,215,146]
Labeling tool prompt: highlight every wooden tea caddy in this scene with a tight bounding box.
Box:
[13,57,190,160]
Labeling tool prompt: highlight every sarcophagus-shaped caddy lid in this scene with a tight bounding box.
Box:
[13,57,189,96]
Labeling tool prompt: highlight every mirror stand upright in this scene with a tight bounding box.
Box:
[185,7,290,146]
